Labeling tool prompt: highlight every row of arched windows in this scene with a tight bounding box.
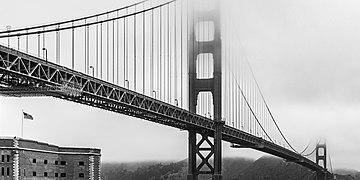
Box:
[1,167,10,176]
[1,155,10,163]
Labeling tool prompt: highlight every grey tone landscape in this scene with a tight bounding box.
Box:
[101,156,360,180]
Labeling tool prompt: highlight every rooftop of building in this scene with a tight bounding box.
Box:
[0,136,101,155]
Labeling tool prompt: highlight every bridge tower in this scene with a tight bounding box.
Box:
[316,142,327,180]
[187,0,223,179]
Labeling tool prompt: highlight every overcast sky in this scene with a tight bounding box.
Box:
[1,0,360,171]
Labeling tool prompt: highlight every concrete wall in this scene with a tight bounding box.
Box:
[0,137,101,180]
[0,149,13,180]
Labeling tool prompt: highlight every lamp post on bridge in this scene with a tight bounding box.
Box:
[152,90,157,99]
[90,66,95,77]
[125,80,129,89]
[42,48,48,63]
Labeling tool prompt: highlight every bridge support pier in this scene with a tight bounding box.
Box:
[187,0,222,179]
[315,142,330,180]
[187,130,197,180]
[187,123,224,180]
[213,121,224,180]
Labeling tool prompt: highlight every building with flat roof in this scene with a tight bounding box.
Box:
[0,136,101,180]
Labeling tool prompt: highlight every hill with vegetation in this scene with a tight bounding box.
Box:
[101,156,358,180]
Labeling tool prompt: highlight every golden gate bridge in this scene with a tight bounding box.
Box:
[0,0,334,179]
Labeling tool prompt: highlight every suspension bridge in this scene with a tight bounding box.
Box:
[0,0,334,179]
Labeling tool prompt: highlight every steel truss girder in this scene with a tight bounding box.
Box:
[0,45,327,173]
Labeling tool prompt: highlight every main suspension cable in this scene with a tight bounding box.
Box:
[224,8,301,153]
[230,71,274,143]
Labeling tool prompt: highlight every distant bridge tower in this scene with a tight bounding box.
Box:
[187,0,223,179]
[316,142,327,180]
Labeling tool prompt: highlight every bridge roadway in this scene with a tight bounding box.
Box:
[0,44,326,173]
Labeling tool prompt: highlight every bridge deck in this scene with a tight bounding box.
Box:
[0,45,325,172]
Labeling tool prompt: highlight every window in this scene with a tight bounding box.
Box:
[79,161,85,166]
[23,169,26,176]
[6,155,10,162]
[55,173,58,177]
[32,159,36,163]
[55,161,58,165]
[32,172,36,176]
[60,173,66,177]
[44,172,48,177]
[44,160,48,164]
[1,167,4,176]
[60,161,66,165]
[79,173,84,178]
[1,155,4,162]
[6,167,9,176]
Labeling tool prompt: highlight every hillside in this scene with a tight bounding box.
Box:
[101,156,358,180]
[237,156,316,180]
[333,169,360,180]
[101,158,253,180]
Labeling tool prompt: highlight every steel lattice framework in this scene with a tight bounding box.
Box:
[0,1,335,179]
[0,44,330,174]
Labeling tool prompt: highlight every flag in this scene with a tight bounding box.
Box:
[23,112,33,120]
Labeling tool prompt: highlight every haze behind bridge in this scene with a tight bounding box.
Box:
[0,0,359,171]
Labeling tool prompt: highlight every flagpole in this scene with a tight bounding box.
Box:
[21,109,24,138]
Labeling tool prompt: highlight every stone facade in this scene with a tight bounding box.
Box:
[0,137,101,180]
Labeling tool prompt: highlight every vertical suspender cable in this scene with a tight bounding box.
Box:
[124,8,128,86]
[7,31,10,48]
[17,36,20,51]
[117,11,120,84]
[250,69,253,134]
[113,19,115,82]
[174,2,177,104]
[107,14,110,81]
[134,5,137,91]
[143,2,146,94]
[163,5,166,101]
[180,0,183,107]
[56,26,58,63]
[232,43,235,128]
[150,0,154,96]
[43,27,45,59]
[251,69,254,134]
[167,4,170,103]
[100,22,103,79]
[245,47,249,132]
[242,69,246,130]
[26,30,29,53]
[226,22,229,125]
[87,23,90,74]
[85,19,87,73]
[72,22,75,69]
[38,33,40,57]
[159,6,162,100]
[96,17,99,77]
[57,25,61,64]
[224,23,228,125]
